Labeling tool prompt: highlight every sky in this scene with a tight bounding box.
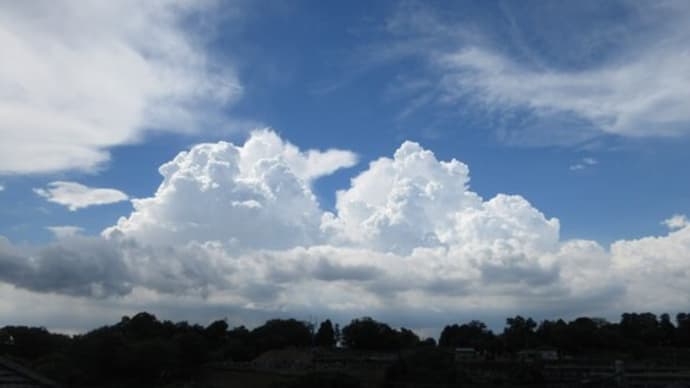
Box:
[1,0,690,334]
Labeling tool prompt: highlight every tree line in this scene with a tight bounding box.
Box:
[439,313,690,355]
[1,312,690,386]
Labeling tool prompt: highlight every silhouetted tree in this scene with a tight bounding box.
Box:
[0,326,69,361]
[503,316,537,352]
[5,310,690,387]
[537,319,571,351]
[398,328,421,348]
[659,313,675,346]
[420,337,437,347]
[225,325,254,361]
[676,313,690,346]
[204,319,228,355]
[570,317,603,350]
[251,319,312,353]
[205,319,228,340]
[125,312,163,340]
[620,312,660,346]
[342,317,397,351]
[341,317,419,351]
[129,338,178,381]
[175,331,208,372]
[439,320,494,351]
[315,319,336,348]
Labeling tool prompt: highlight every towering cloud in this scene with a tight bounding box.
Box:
[105,130,357,249]
[0,130,689,328]
[323,141,559,257]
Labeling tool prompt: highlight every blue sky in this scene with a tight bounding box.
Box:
[1,0,690,332]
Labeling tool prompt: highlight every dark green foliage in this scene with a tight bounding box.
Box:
[0,326,70,360]
[68,314,208,384]
[398,327,421,348]
[660,313,675,345]
[536,318,571,351]
[251,319,313,353]
[124,312,163,339]
[384,348,461,386]
[174,331,208,371]
[314,319,336,348]
[678,313,690,346]
[420,337,437,347]
[224,325,254,361]
[620,312,661,346]
[342,317,392,350]
[128,338,179,381]
[205,319,228,344]
[3,311,690,387]
[503,315,537,352]
[439,320,495,351]
[341,317,419,351]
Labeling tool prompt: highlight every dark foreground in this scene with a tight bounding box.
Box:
[2,311,690,387]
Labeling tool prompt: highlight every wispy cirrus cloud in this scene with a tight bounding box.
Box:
[377,1,690,146]
[34,181,128,211]
[570,157,598,171]
[46,226,84,239]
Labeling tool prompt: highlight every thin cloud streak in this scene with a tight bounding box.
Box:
[34,181,129,211]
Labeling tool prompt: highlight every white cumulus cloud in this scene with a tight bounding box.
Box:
[74,130,598,315]
[0,0,242,174]
[663,214,689,230]
[322,140,559,257]
[35,181,129,211]
[2,130,690,330]
[95,132,690,318]
[104,129,357,249]
[611,222,690,310]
